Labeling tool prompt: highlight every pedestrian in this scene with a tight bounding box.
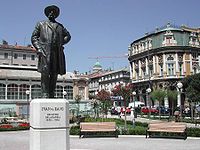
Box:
[174,110,180,122]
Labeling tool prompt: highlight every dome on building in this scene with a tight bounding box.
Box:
[93,61,102,72]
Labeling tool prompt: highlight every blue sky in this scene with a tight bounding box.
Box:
[0,0,199,73]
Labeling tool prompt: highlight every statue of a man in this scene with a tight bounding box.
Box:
[31,5,71,98]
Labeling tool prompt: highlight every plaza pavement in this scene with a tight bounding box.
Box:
[0,130,200,150]
[109,115,200,128]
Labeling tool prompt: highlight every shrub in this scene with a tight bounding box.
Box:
[187,128,200,137]
[70,126,80,135]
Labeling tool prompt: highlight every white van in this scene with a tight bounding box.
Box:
[128,101,145,108]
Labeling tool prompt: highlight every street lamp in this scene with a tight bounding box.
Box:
[25,90,30,122]
[132,91,136,116]
[132,91,137,127]
[177,82,183,118]
[146,88,152,118]
[63,90,67,99]
[94,91,99,119]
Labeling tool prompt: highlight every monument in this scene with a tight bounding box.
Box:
[30,5,71,150]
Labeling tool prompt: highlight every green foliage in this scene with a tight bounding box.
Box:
[70,126,80,135]
[151,89,166,103]
[0,126,29,132]
[167,90,178,101]
[127,126,146,135]
[183,73,200,103]
[187,128,200,137]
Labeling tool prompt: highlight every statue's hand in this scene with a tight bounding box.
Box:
[37,49,46,57]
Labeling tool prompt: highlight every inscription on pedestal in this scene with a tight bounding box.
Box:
[42,107,64,122]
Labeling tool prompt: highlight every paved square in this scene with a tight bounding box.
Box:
[0,131,200,150]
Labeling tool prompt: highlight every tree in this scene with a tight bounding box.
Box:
[74,94,82,117]
[167,90,178,116]
[112,83,133,129]
[151,89,166,119]
[96,89,111,118]
[183,73,200,103]
[183,73,200,120]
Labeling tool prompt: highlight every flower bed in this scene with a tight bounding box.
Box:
[0,122,30,131]
[0,124,13,129]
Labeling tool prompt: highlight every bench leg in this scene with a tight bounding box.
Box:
[146,130,148,138]
[184,132,187,140]
[79,132,82,138]
[115,131,118,138]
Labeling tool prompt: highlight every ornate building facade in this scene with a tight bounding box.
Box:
[128,23,200,107]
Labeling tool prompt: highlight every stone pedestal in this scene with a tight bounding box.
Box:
[30,99,70,150]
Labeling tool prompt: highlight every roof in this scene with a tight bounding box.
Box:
[93,61,102,69]
[0,44,36,52]
[131,23,184,44]
[0,68,75,81]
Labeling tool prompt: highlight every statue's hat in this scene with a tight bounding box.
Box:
[44,5,60,18]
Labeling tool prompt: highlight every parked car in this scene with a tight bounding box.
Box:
[120,107,131,114]
[141,106,159,114]
[156,106,170,114]
[128,101,145,108]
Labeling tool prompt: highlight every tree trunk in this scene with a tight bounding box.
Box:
[191,102,194,121]
[159,102,161,120]
[124,110,127,130]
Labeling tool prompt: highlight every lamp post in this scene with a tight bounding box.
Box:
[132,91,136,117]
[26,90,30,122]
[177,82,183,118]
[146,88,152,118]
[132,91,137,127]
[63,90,67,99]
[94,91,99,119]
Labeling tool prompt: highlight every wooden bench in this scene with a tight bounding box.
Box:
[146,122,187,140]
[79,122,118,138]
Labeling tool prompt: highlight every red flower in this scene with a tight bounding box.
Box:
[18,123,30,127]
[0,124,13,129]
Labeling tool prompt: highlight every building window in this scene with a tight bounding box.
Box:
[31,85,41,98]
[55,85,63,98]
[159,64,163,76]
[23,54,26,60]
[7,84,18,99]
[136,70,139,80]
[167,63,174,76]
[0,83,6,99]
[14,53,18,59]
[179,63,183,75]
[79,87,85,99]
[64,85,73,100]
[4,53,8,59]
[141,68,146,78]
[166,55,175,76]
[19,84,30,99]
[149,67,153,77]
[31,55,35,60]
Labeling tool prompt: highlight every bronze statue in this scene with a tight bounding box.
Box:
[31,5,71,98]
